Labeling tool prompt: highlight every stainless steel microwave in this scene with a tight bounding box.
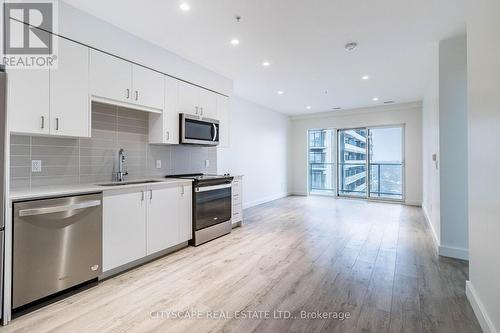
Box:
[180,113,219,146]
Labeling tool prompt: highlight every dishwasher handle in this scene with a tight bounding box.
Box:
[18,200,102,217]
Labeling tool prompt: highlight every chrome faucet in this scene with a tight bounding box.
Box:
[116,148,128,182]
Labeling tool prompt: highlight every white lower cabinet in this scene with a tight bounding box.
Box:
[103,189,147,272]
[146,186,180,255]
[232,176,243,226]
[103,183,192,273]
[179,184,193,242]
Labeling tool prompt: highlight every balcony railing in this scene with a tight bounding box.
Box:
[309,163,335,193]
[369,163,403,199]
[310,162,403,199]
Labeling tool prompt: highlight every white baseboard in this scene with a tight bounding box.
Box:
[466,281,498,333]
[243,192,289,209]
[438,245,469,260]
[290,191,308,196]
[422,204,439,250]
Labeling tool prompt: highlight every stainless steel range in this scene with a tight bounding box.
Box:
[166,174,233,246]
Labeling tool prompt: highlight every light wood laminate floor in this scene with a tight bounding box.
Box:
[3,196,481,333]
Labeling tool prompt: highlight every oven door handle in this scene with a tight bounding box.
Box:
[195,184,231,192]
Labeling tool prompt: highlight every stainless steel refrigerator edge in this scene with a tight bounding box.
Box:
[0,69,7,322]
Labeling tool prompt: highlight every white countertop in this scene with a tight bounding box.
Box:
[9,178,193,201]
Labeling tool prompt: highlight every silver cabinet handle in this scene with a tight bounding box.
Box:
[126,88,130,99]
[19,200,101,217]
[55,117,59,131]
[150,189,153,200]
[195,106,199,115]
[40,116,45,129]
[166,131,170,141]
[141,190,145,201]
[135,90,139,101]
[200,107,203,116]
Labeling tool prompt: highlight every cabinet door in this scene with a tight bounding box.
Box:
[132,65,164,111]
[178,81,200,116]
[163,76,180,143]
[90,50,132,104]
[103,190,147,272]
[216,95,231,147]
[146,186,180,255]
[50,37,90,137]
[7,30,50,135]
[179,184,193,242]
[199,89,218,118]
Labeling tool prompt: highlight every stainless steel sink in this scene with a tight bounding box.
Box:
[97,180,162,187]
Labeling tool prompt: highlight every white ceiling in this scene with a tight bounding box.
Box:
[63,0,466,115]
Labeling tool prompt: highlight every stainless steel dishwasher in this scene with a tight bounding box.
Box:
[13,193,102,309]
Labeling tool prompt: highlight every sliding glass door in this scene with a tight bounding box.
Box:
[368,126,404,200]
[337,128,368,197]
[336,126,404,201]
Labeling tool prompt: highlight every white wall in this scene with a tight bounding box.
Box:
[217,97,290,208]
[465,0,500,332]
[422,43,441,245]
[58,2,232,95]
[422,36,469,260]
[439,36,469,259]
[290,102,422,205]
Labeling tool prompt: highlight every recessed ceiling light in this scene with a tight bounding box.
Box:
[362,75,370,80]
[306,106,311,110]
[230,38,240,46]
[179,3,190,11]
[277,90,284,95]
[372,97,379,101]
[262,61,270,67]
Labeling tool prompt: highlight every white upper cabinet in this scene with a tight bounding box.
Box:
[90,50,132,104]
[149,76,180,144]
[90,50,164,112]
[199,89,218,118]
[178,80,219,118]
[178,81,200,116]
[217,95,231,147]
[8,29,50,135]
[132,65,164,111]
[8,66,50,135]
[8,34,90,137]
[50,37,90,137]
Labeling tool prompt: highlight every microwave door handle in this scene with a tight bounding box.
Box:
[212,123,218,141]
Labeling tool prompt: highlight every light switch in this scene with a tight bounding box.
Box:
[155,160,162,169]
[31,160,42,172]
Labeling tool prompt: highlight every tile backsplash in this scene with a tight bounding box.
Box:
[10,102,217,190]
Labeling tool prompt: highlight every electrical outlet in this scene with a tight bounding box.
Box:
[155,160,162,169]
[205,159,210,168]
[31,160,42,173]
